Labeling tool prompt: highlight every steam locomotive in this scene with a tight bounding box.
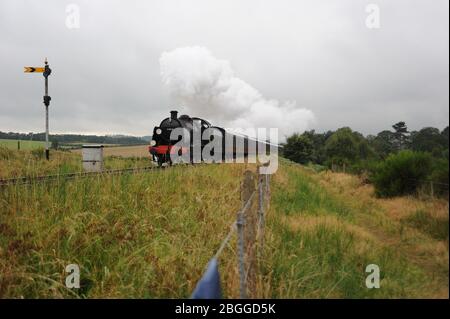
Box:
[148,110,273,166]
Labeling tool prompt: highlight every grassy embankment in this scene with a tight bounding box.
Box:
[265,160,448,298]
[0,150,448,298]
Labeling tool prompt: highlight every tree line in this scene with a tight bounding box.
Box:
[0,131,148,146]
[282,122,449,197]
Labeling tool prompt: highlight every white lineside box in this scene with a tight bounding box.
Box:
[82,145,104,172]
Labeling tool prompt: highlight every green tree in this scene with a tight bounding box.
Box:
[301,130,333,164]
[441,126,449,146]
[283,133,314,164]
[441,126,449,160]
[358,139,376,160]
[392,121,410,150]
[324,127,360,165]
[410,127,445,154]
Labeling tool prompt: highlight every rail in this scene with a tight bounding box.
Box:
[0,165,165,187]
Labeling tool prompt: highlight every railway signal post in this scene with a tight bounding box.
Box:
[24,58,52,160]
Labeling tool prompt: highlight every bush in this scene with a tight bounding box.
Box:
[283,134,313,164]
[430,158,449,196]
[371,150,432,197]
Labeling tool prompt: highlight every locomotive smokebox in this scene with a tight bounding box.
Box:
[170,110,178,120]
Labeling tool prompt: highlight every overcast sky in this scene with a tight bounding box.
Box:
[0,0,448,137]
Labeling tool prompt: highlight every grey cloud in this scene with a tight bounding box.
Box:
[0,0,448,136]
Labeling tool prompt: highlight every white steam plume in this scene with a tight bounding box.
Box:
[159,46,315,141]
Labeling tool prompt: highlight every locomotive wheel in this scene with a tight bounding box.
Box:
[156,155,164,167]
[156,154,173,167]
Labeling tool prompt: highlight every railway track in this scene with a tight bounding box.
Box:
[0,165,165,187]
[0,161,250,187]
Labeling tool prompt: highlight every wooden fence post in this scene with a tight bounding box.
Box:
[237,170,256,298]
[430,181,434,199]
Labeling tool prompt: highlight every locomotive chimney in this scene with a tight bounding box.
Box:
[170,110,178,120]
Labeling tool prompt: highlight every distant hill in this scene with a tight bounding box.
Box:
[0,131,148,146]
[141,135,152,142]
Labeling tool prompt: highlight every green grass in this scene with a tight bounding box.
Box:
[0,153,447,298]
[402,210,449,241]
[272,167,351,218]
[0,157,246,298]
[262,159,448,298]
[266,221,425,298]
[0,139,46,150]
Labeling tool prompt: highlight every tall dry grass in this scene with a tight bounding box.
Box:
[1,152,447,298]
[260,160,448,298]
[1,150,251,298]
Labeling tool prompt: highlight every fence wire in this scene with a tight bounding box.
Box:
[0,166,163,187]
[201,166,271,299]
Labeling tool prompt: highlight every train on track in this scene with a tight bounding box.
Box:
[149,111,275,166]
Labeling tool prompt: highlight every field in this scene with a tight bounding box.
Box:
[0,139,45,150]
[0,149,448,298]
[71,145,150,158]
[0,147,153,179]
[0,139,150,157]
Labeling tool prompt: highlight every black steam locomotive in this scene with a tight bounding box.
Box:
[148,110,272,166]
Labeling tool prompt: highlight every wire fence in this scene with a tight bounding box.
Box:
[0,162,221,187]
[2,160,271,298]
[330,164,449,198]
[0,165,171,187]
[411,178,449,198]
[193,165,271,299]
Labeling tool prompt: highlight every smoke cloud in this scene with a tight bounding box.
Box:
[160,46,315,140]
